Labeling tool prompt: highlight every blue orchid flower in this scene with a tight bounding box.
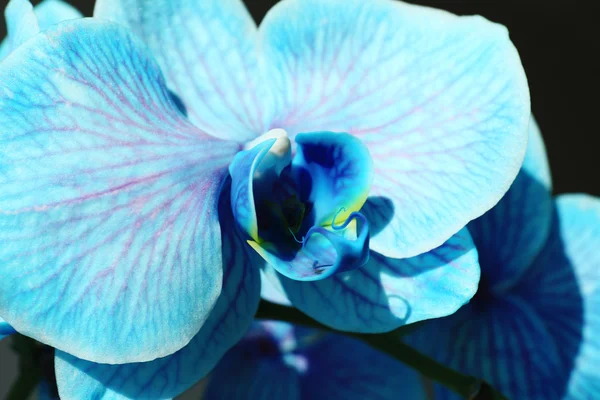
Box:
[407,119,600,399]
[204,320,427,400]
[0,0,530,397]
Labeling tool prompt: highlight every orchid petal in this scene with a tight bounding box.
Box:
[0,317,16,341]
[300,332,427,400]
[0,20,239,363]
[1,0,82,60]
[94,0,270,141]
[408,195,600,399]
[265,227,478,332]
[251,211,369,281]
[260,270,292,306]
[408,296,565,399]
[55,182,262,399]
[205,321,427,400]
[260,0,529,258]
[467,117,553,292]
[518,195,600,399]
[3,0,39,52]
[229,139,276,242]
[292,131,373,226]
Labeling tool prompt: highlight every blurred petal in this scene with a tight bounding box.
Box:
[0,317,16,341]
[205,321,427,400]
[260,0,529,258]
[518,195,600,399]
[55,182,262,399]
[301,334,427,400]
[1,0,82,60]
[94,0,270,141]
[3,0,39,52]
[467,117,553,292]
[265,227,479,332]
[252,211,369,281]
[0,20,239,363]
[292,132,373,226]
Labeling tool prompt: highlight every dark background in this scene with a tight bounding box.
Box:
[0,0,597,195]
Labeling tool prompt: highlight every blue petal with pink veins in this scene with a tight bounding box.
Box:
[264,227,479,332]
[260,0,530,259]
[204,321,427,400]
[94,0,272,142]
[55,181,262,399]
[0,317,16,341]
[0,20,240,364]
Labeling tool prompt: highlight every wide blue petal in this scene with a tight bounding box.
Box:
[0,20,239,363]
[467,117,553,292]
[94,0,271,141]
[1,0,82,60]
[0,316,16,341]
[265,227,479,332]
[260,0,530,258]
[3,0,39,52]
[409,195,600,400]
[205,321,427,400]
[292,132,373,226]
[55,182,262,399]
[518,195,600,399]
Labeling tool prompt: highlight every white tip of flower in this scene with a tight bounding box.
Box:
[246,129,292,177]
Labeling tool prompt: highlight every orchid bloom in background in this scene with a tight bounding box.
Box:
[204,320,427,400]
[0,0,529,397]
[407,120,600,399]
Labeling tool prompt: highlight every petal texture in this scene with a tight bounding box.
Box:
[265,227,479,332]
[0,317,16,341]
[408,196,600,400]
[467,117,553,292]
[0,20,239,363]
[94,0,269,141]
[55,182,262,399]
[520,195,600,400]
[260,0,530,258]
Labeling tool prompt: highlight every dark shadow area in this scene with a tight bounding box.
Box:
[361,196,395,236]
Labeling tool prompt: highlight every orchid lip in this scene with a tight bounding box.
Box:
[229,130,373,281]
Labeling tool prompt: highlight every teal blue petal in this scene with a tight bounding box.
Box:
[409,195,600,400]
[467,117,553,292]
[1,0,82,60]
[265,227,479,332]
[55,182,262,399]
[0,20,239,364]
[94,0,271,141]
[260,0,530,258]
[0,316,16,341]
[3,0,39,53]
[521,195,600,399]
[292,132,373,226]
